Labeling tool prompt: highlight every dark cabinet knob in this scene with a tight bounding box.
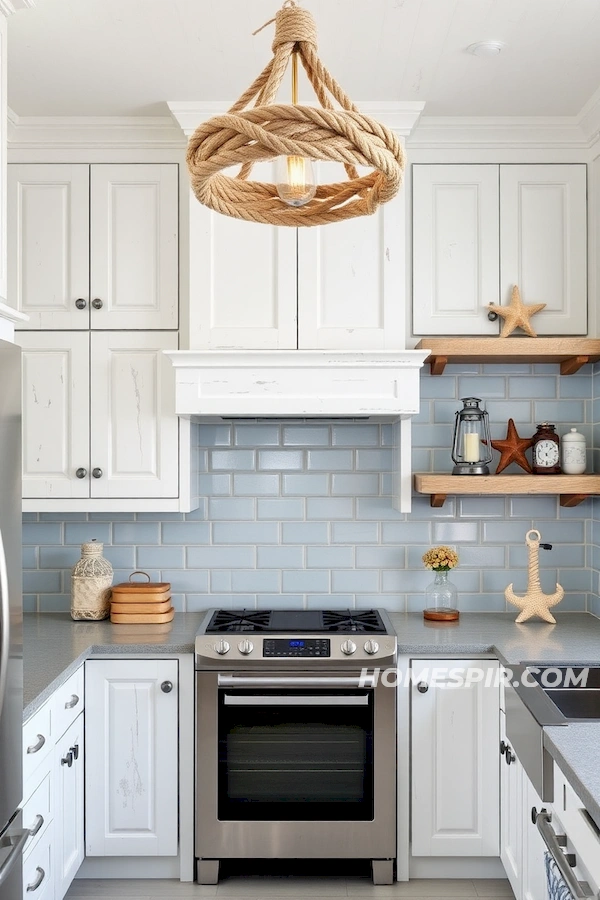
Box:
[92,468,103,479]
[61,751,73,767]
[75,468,87,479]
[75,298,87,310]
[161,680,173,693]
[417,682,429,693]
[500,740,507,756]
[92,298,103,309]
[505,748,516,765]
[70,743,79,760]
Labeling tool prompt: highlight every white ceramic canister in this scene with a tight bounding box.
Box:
[70,539,113,620]
[561,427,587,475]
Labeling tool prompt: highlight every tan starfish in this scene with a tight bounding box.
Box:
[487,285,546,338]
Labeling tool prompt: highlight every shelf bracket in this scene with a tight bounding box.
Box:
[559,493,588,508]
[560,356,590,376]
[429,355,447,376]
[430,493,447,508]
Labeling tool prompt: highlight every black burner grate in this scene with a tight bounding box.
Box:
[206,610,272,633]
[322,610,385,633]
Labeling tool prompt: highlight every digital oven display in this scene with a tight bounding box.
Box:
[263,638,330,658]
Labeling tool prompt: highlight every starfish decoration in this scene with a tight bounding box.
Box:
[487,284,546,337]
[490,418,533,474]
[505,529,564,624]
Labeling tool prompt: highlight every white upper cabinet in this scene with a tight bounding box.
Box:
[0,17,8,304]
[90,164,178,330]
[412,163,587,336]
[8,164,90,329]
[412,165,499,336]
[500,164,587,335]
[297,162,404,349]
[8,163,178,330]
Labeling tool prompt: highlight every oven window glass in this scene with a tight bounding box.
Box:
[218,690,374,821]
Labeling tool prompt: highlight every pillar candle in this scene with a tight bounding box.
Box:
[463,432,480,463]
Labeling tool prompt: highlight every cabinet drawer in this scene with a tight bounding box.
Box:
[52,668,84,740]
[22,771,52,858]
[23,703,52,784]
[23,824,53,900]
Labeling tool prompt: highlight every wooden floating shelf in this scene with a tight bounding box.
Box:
[413,474,600,509]
[414,338,600,376]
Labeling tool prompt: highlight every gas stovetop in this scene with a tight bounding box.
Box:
[205,609,387,634]
[195,608,397,668]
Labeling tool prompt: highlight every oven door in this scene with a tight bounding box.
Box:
[196,672,396,861]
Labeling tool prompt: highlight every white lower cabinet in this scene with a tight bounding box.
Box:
[23,826,54,900]
[521,776,547,900]
[411,659,500,857]
[84,659,178,857]
[54,715,84,900]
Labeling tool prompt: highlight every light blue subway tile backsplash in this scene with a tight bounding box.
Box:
[21,367,600,615]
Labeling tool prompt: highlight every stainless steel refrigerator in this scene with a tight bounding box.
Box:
[0,338,27,899]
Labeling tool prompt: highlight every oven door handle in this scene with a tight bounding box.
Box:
[223,694,370,706]
[536,811,595,899]
[217,675,375,688]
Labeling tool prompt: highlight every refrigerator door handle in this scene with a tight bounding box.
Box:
[0,529,9,722]
[0,828,29,886]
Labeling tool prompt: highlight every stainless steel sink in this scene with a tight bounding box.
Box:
[504,664,600,803]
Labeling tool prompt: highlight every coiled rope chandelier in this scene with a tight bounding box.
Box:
[186,0,406,227]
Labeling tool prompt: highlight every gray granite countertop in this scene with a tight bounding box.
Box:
[23,610,600,827]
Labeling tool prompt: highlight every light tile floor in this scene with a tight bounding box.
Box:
[66,877,515,900]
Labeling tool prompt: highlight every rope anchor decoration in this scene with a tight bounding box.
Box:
[186,0,406,227]
[505,529,564,624]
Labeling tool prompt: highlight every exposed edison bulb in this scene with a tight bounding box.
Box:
[275,155,316,207]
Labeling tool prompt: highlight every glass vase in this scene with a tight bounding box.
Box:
[423,569,459,621]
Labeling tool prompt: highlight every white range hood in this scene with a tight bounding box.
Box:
[165,349,428,421]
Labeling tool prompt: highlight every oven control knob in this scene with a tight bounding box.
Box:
[238,639,254,655]
[214,640,230,655]
[363,640,379,655]
[341,639,357,656]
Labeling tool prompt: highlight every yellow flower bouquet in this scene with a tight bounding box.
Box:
[422,545,459,572]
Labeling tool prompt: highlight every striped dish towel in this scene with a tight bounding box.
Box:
[545,851,576,900]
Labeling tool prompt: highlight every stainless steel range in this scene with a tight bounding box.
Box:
[194,608,397,886]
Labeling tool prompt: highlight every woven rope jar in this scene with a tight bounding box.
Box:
[70,540,113,621]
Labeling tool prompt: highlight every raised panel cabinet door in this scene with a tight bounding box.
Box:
[412,165,499,335]
[500,711,522,898]
[54,713,84,899]
[19,332,90,499]
[411,659,500,856]
[0,19,7,303]
[84,660,178,857]
[187,161,297,349]
[90,164,178,329]
[90,332,179,499]
[500,164,587,334]
[8,164,90,329]
[297,162,405,349]
[522,774,547,900]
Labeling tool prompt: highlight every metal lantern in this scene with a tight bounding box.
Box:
[451,397,493,475]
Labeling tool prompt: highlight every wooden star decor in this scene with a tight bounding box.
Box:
[505,529,564,624]
[487,284,546,337]
[490,418,533,474]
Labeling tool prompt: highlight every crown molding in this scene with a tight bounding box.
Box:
[7,110,186,149]
[578,85,600,151]
[167,100,426,137]
[0,0,35,16]
[408,116,590,150]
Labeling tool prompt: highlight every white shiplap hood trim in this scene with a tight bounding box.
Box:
[165,349,428,421]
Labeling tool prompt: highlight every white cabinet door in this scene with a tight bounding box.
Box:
[522,774,547,900]
[500,164,587,335]
[54,714,84,900]
[8,164,90,329]
[500,711,522,899]
[411,659,500,856]
[188,161,297,349]
[297,163,404,349]
[90,164,178,330]
[20,332,90,499]
[0,18,7,304]
[85,660,178,857]
[90,332,179,499]
[412,165,499,335]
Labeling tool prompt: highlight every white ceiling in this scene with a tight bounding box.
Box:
[7,0,600,119]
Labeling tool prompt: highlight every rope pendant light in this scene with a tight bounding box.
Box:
[186,0,406,227]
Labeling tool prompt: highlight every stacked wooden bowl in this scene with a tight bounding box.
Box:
[110,571,174,624]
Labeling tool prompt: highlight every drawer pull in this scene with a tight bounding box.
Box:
[28,815,44,838]
[64,693,79,709]
[26,867,45,892]
[26,734,46,755]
